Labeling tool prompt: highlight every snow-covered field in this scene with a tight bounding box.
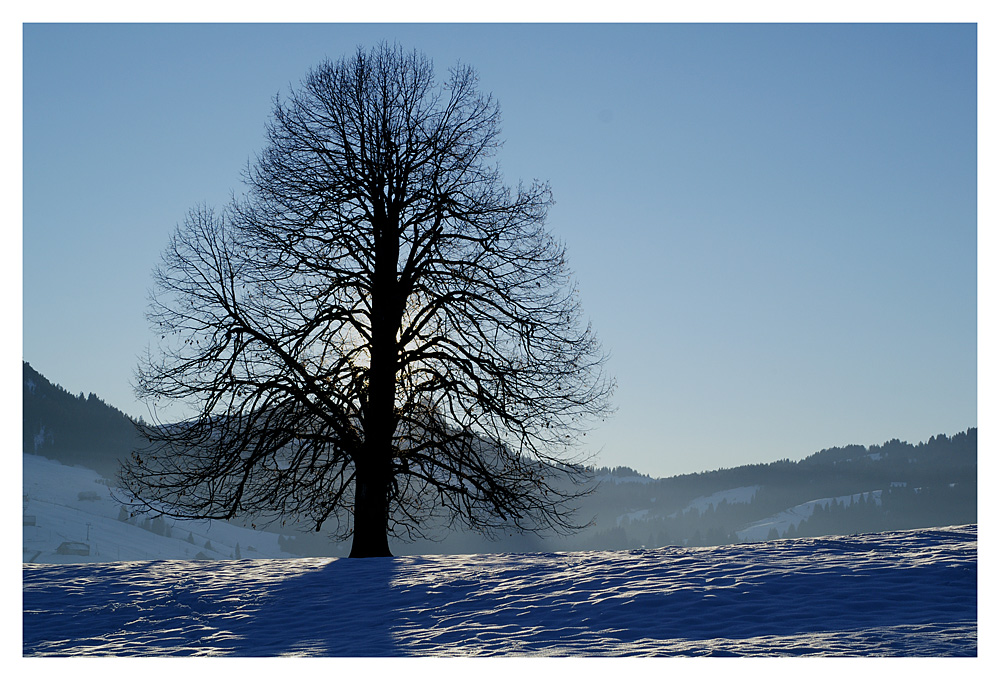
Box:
[22,453,296,564]
[23,524,976,656]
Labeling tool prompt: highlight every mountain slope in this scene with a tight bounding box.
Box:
[22,362,977,557]
[23,361,142,479]
[554,429,977,551]
[23,453,296,564]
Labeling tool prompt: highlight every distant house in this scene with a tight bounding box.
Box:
[77,491,101,501]
[55,542,90,556]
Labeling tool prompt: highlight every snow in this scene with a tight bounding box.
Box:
[22,524,976,656]
[22,453,296,564]
[737,491,882,542]
[620,485,760,526]
[669,485,760,518]
[19,453,979,656]
[31,425,46,453]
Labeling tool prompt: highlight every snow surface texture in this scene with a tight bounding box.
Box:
[23,524,976,656]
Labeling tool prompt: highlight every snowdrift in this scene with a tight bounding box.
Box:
[23,524,976,656]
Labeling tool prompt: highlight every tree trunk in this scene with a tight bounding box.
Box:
[351,339,396,557]
[349,208,400,558]
[349,462,392,557]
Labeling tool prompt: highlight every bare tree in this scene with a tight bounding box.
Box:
[121,45,614,557]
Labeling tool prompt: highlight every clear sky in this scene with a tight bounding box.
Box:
[21,22,978,479]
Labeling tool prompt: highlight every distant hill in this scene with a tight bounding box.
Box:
[544,428,977,553]
[23,452,296,564]
[22,362,142,479]
[21,362,976,558]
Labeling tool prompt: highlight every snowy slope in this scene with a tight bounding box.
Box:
[22,453,296,563]
[668,485,760,518]
[736,491,883,542]
[23,524,976,656]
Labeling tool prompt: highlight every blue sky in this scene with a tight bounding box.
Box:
[21,23,978,478]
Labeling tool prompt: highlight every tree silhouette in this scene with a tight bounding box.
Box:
[120,45,613,557]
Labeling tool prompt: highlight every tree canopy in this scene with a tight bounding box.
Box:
[121,44,613,557]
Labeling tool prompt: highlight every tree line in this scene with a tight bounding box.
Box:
[23,362,141,479]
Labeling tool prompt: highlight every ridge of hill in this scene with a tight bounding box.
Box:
[22,362,976,558]
[549,427,976,553]
[23,362,142,479]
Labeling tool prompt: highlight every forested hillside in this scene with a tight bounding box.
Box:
[22,362,976,557]
[550,429,977,552]
[23,362,142,479]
